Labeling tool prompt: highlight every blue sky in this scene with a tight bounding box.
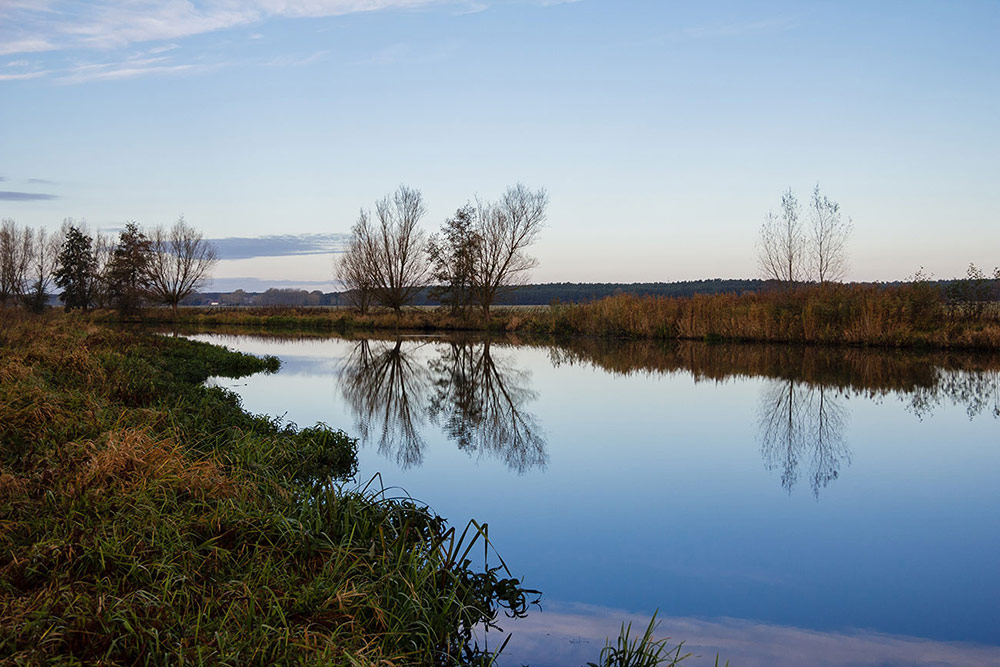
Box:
[2,0,998,288]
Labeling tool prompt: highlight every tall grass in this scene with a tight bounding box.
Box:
[107,282,1000,349]
[0,311,538,665]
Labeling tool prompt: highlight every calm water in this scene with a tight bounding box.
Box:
[191,333,1000,666]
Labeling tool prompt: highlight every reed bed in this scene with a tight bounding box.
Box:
[109,283,1000,350]
[0,311,537,665]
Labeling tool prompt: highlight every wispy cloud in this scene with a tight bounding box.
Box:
[26,178,56,185]
[0,1,456,57]
[206,276,341,292]
[0,191,58,201]
[57,58,200,84]
[208,233,349,260]
[0,1,577,83]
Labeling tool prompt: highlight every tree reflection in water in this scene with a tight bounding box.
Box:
[550,337,999,497]
[339,338,433,468]
[338,337,546,472]
[757,381,851,497]
[331,332,998,491]
[428,339,546,474]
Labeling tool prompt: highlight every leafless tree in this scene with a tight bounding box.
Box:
[0,219,33,307]
[147,217,218,317]
[22,226,62,312]
[352,185,430,313]
[757,188,804,286]
[90,230,116,309]
[335,213,377,314]
[470,183,548,321]
[808,184,852,284]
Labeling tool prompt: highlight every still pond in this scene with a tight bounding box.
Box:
[190,332,1000,667]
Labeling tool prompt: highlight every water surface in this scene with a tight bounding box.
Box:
[191,332,1000,666]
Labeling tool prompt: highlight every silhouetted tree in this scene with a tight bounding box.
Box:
[54,225,96,311]
[147,217,218,317]
[106,222,152,317]
[335,218,377,314]
[0,219,33,308]
[470,184,548,321]
[89,230,116,309]
[427,203,479,316]
[22,226,61,313]
[362,185,430,313]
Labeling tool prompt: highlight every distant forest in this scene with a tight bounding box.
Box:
[181,277,994,308]
[184,279,782,307]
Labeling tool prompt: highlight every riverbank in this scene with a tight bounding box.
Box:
[0,312,537,664]
[117,283,1000,350]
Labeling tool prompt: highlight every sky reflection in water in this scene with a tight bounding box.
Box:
[195,333,1000,665]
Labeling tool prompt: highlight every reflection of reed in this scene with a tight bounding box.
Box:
[339,339,432,468]
[758,381,850,497]
[338,336,546,473]
[908,369,1000,420]
[429,340,546,474]
[551,338,1000,417]
[553,337,997,496]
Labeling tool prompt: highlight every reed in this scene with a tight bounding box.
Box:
[99,282,1000,350]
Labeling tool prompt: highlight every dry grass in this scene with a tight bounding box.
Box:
[98,283,1000,350]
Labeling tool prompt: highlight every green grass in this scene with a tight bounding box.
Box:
[0,311,539,665]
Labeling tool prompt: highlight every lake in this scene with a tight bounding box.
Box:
[189,332,1000,666]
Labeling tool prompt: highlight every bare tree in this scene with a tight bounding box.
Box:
[0,219,33,307]
[90,230,116,309]
[470,183,548,321]
[757,188,804,286]
[335,213,377,314]
[22,226,61,312]
[808,184,852,284]
[147,217,218,317]
[358,185,430,313]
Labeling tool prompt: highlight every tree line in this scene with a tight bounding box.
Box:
[0,217,217,316]
[336,183,548,321]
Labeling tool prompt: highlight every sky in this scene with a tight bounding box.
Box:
[1,0,998,290]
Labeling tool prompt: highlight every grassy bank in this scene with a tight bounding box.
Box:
[0,312,537,665]
[121,283,1000,349]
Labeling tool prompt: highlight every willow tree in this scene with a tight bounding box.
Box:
[147,217,218,317]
